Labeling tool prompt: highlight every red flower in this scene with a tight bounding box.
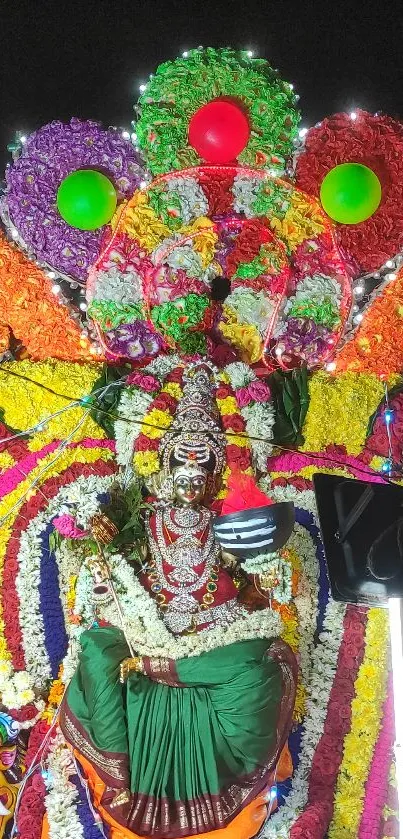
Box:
[152,393,177,413]
[225,444,251,470]
[135,434,159,452]
[164,368,184,384]
[221,414,246,432]
[198,170,235,216]
[216,384,233,399]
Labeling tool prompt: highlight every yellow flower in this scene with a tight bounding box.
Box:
[219,307,262,363]
[162,382,183,399]
[0,359,104,449]
[0,444,113,661]
[302,371,387,455]
[226,433,250,449]
[270,194,325,250]
[216,396,239,416]
[120,191,171,251]
[0,452,14,472]
[141,408,173,439]
[133,450,159,476]
[328,608,389,838]
[180,217,218,267]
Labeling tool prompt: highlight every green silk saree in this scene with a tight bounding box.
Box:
[60,626,297,837]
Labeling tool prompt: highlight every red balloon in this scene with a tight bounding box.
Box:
[188,99,250,164]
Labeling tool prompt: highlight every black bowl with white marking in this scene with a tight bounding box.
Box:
[213,502,295,558]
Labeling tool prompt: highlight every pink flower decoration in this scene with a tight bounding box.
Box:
[247,380,271,402]
[125,372,159,392]
[236,386,253,408]
[53,515,89,539]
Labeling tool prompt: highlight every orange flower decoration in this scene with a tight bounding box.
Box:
[0,232,95,361]
[336,267,403,376]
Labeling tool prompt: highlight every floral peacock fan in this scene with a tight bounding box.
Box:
[0,47,400,839]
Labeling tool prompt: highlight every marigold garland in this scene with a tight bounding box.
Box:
[0,232,95,361]
[328,608,389,839]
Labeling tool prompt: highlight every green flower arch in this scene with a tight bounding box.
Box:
[135,47,300,176]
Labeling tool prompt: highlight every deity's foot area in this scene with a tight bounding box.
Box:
[0,47,400,839]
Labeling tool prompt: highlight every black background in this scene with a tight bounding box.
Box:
[1,0,403,174]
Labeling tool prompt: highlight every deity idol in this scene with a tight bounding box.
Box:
[59,363,297,839]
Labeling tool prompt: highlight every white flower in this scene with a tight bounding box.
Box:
[232,175,262,217]
[226,287,274,338]
[89,265,143,305]
[224,362,256,389]
[166,176,209,223]
[114,387,154,466]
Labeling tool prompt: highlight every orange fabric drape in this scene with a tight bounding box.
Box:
[73,744,292,839]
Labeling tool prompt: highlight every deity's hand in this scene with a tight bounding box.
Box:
[120,656,144,684]
[221,550,238,571]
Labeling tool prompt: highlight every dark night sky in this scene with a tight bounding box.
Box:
[1,0,403,174]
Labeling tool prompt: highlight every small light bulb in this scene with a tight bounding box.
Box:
[386,272,397,281]
[385,409,394,424]
[79,302,87,311]
[51,284,61,294]
[139,83,146,92]
[47,270,56,280]
[352,304,359,313]
[121,130,131,140]
[354,312,364,324]
[289,83,294,90]
[354,285,364,296]
[374,272,380,279]
[326,361,336,371]
[386,260,395,268]
[140,180,147,189]
[382,459,392,473]
[350,111,357,120]
[11,229,19,240]
[182,51,189,57]
[20,135,27,144]
[299,127,308,138]
[247,50,254,57]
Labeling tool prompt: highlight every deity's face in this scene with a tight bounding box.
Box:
[173,466,207,507]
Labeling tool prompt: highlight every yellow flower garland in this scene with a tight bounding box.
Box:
[328,608,389,838]
[270,192,325,250]
[0,360,104,450]
[0,443,114,662]
[302,371,388,455]
[219,306,262,363]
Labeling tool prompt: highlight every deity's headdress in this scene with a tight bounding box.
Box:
[159,362,225,481]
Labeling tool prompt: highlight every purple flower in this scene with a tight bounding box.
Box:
[106,320,163,360]
[4,118,144,281]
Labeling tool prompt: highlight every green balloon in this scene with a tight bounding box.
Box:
[57,169,117,230]
[320,162,382,225]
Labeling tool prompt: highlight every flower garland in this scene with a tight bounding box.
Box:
[295,110,403,274]
[0,440,115,673]
[136,48,300,175]
[0,360,104,450]
[16,719,49,839]
[223,362,274,471]
[0,233,94,361]
[71,550,282,661]
[336,267,403,376]
[3,118,143,282]
[301,371,387,454]
[328,608,390,838]
[44,732,86,839]
[15,472,115,686]
[358,679,395,839]
[132,372,184,477]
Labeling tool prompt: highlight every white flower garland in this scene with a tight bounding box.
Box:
[262,600,345,837]
[15,474,114,687]
[114,387,154,466]
[0,661,36,710]
[45,731,85,839]
[73,552,282,660]
[88,264,143,306]
[226,287,275,338]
